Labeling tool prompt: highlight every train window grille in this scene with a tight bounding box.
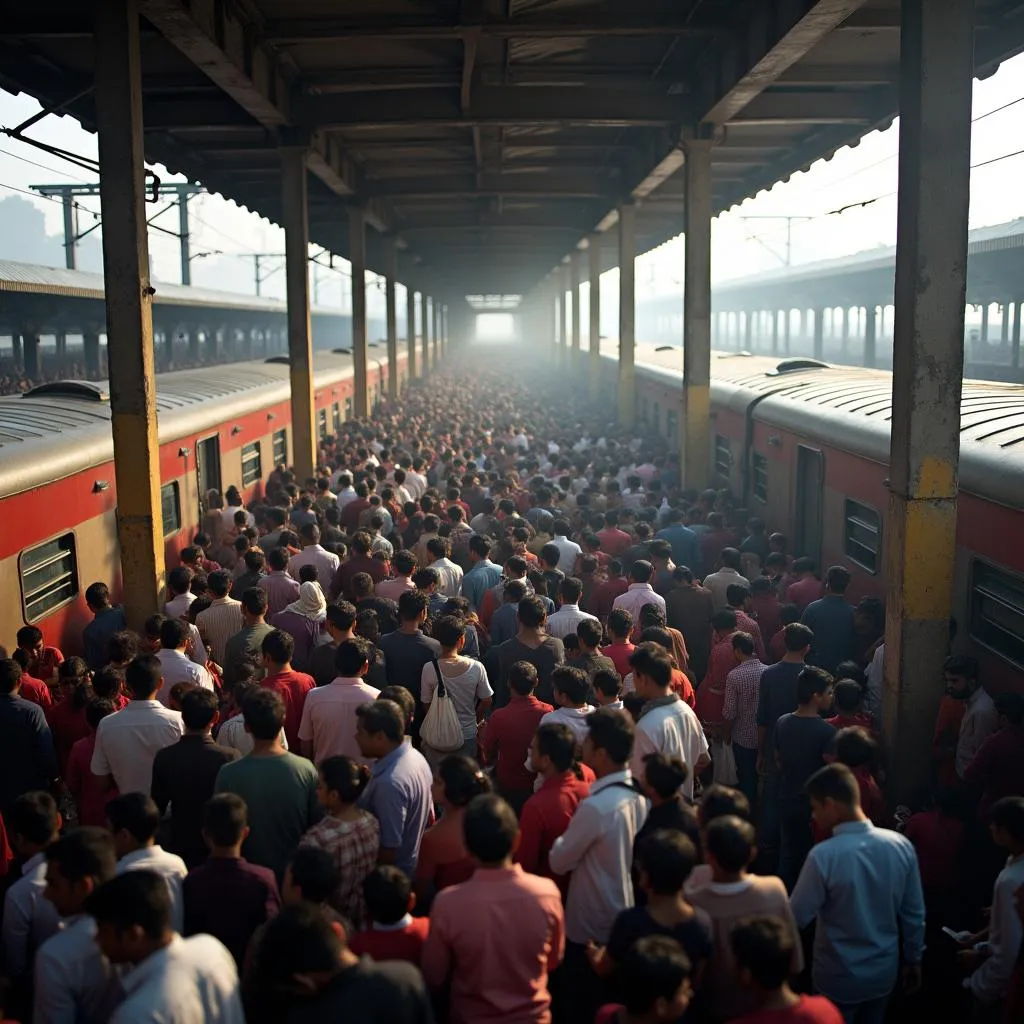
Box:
[317,409,328,438]
[970,560,1024,669]
[752,453,769,503]
[843,499,880,573]
[714,436,732,478]
[332,403,341,434]
[272,429,287,466]
[161,483,181,536]
[241,442,262,487]
[21,533,79,623]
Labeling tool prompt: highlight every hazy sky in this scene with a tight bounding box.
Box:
[1,49,1023,315]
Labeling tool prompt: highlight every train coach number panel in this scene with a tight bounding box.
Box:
[795,446,825,570]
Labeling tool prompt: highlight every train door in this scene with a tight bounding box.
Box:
[794,445,824,565]
[195,434,222,515]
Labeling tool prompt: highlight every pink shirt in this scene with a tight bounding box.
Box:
[422,864,565,1024]
[375,576,416,602]
[297,677,380,763]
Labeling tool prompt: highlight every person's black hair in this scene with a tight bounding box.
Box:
[630,560,654,584]
[643,753,689,800]
[362,866,412,926]
[287,846,341,903]
[712,609,738,633]
[469,535,492,559]
[85,582,112,609]
[159,617,189,651]
[797,666,833,704]
[593,669,621,700]
[11,791,58,846]
[782,621,813,651]
[995,691,1024,726]
[552,665,590,705]
[730,916,795,990]
[516,595,547,629]
[833,678,863,713]
[84,870,171,940]
[504,580,528,604]
[16,625,43,648]
[731,631,755,657]
[46,826,117,885]
[791,556,815,574]
[327,602,357,632]
[181,687,219,731]
[207,570,232,599]
[508,661,539,697]
[261,629,294,665]
[106,631,138,665]
[433,614,467,649]
[636,830,698,894]
[241,587,268,616]
[378,685,416,726]
[167,566,193,595]
[559,577,583,604]
[334,637,374,677]
[462,794,519,864]
[203,793,248,847]
[725,583,750,607]
[805,763,860,807]
[834,726,876,769]
[574,618,601,649]
[705,815,756,872]
[629,643,673,689]
[241,688,286,740]
[617,936,692,1015]
[607,607,633,638]
[107,792,161,844]
[777,603,800,628]
[720,548,741,570]
[535,722,578,773]
[699,784,751,824]
[437,755,492,807]
[125,655,161,699]
[243,549,266,573]
[356,699,405,743]
[398,589,429,622]
[267,548,289,572]
[586,706,634,765]
[943,653,978,679]
[825,565,851,593]
[320,755,372,804]
[86,697,116,731]
[392,550,417,575]
[990,796,1024,841]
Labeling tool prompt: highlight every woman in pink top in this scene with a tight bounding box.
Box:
[66,699,119,826]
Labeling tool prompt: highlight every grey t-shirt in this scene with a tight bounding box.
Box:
[774,713,836,804]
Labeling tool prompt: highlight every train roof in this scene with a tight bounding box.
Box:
[0,350,388,497]
[634,345,1024,508]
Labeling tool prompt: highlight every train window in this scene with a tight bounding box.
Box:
[970,560,1024,669]
[844,498,880,573]
[20,533,79,623]
[752,453,769,503]
[714,436,732,478]
[241,442,262,487]
[317,408,328,438]
[161,483,181,536]
[272,429,287,467]
[332,402,341,434]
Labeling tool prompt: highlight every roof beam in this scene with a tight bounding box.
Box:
[267,15,725,44]
[137,0,394,233]
[297,86,688,129]
[364,172,619,200]
[726,91,875,125]
[775,63,897,87]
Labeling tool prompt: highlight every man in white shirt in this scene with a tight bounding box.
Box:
[548,708,647,1024]
[427,537,464,597]
[331,471,357,507]
[92,655,184,797]
[34,828,123,1024]
[163,566,196,620]
[611,561,666,620]
[546,577,600,640]
[702,548,747,612]
[287,523,340,593]
[628,644,709,800]
[86,871,243,1024]
[2,792,61,986]
[405,459,428,500]
[108,793,188,934]
[194,571,244,666]
[298,638,380,764]
[154,619,215,704]
[549,519,583,574]
[950,656,999,778]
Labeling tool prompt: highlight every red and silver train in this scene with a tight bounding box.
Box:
[2,340,1022,692]
[0,348,403,653]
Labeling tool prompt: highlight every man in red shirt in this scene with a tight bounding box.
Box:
[964,691,1024,822]
[340,481,373,533]
[784,558,823,612]
[726,584,767,662]
[696,609,739,728]
[518,721,593,895]
[348,866,430,967]
[329,532,389,601]
[16,625,64,685]
[595,511,632,559]
[590,559,629,625]
[602,607,636,681]
[260,630,315,750]
[8,648,52,709]
[480,662,552,814]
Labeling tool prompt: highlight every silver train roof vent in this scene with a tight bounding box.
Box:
[22,380,109,401]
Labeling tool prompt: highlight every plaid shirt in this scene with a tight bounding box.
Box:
[723,657,766,749]
[300,811,380,929]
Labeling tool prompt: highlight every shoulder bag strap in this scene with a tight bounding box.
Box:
[431,657,447,698]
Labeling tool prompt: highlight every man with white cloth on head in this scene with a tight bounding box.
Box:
[269,582,328,674]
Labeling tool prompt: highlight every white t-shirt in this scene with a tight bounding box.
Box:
[421,658,494,739]
[631,697,709,800]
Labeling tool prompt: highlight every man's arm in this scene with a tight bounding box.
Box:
[789,852,827,930]
[898,853,926,969]
[548,801,599,876]
[419,905,452,991]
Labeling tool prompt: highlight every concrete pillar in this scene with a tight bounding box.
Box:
[349,207,368,418]
[743,310,752,351]
[883,0,974,805]
[783,308,791,353]
[771,309,779,354]
[570,250,582,368]
[1012,300,1021,370]
[618,201,636,427]
[558,264,570,368]
[84,328,101,378]
[812,308,824,359]
[840,305,849,355]
[864,305,877,367]
[23,331,41,379]
[432,301,439,365]
[187,325,199,363]
[55,331,67,362]
[980,302,990,344]
[1001,303,1010,346]
[94,0,164,624]
[384,245,398,399]
[407,287,417,378]
[281,147,316,481]
[682,139,713,488]
[589,234,602,398]
[11,333,22,365]
[421,293,430,372]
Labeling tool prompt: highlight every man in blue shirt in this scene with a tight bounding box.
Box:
[655,508,701,572]
[791,764,925,1023]
[82,581,127,671]
[801,566,857,676]
[460,535,502,612]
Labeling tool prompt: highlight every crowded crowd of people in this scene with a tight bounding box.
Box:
[0,357,1022,1024]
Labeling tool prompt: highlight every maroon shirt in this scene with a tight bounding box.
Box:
[595,528,632,558]
[330,555,389,602]
[261,669,316,750]
[341,498,371,533]
[785,576,824,612]
[590,577,629,623]
[517,770,593,895]
[749,594,782,651]
[480,694,553,794]
[964,723,1024,821]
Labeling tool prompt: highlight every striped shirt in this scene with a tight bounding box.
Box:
[196,598,245,666]
[722,657,766,749]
